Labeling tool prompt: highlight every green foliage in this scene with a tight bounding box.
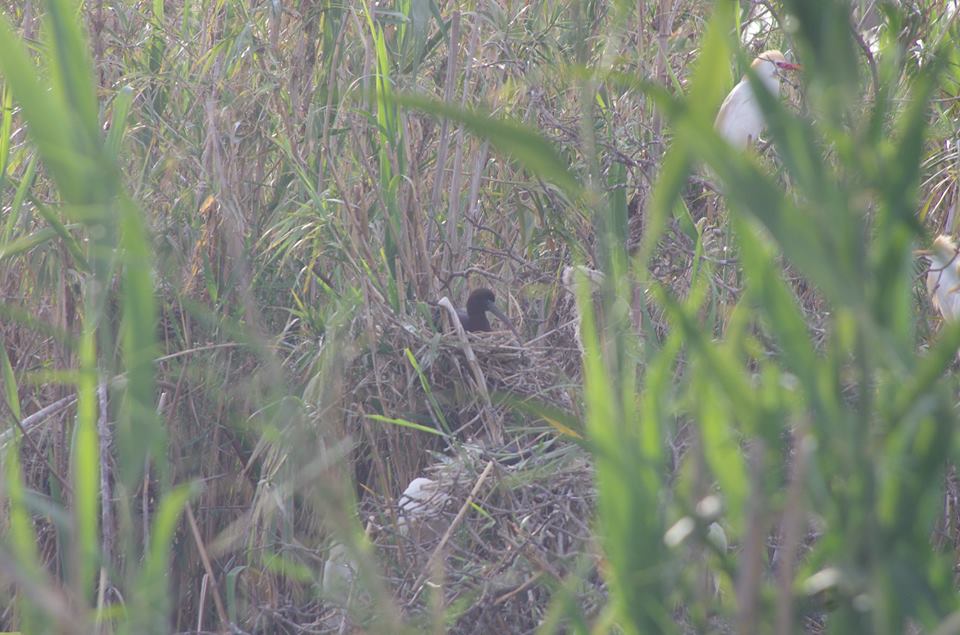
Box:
[601,0,959,631]
[393,93,581,199]
[0,0,174,631]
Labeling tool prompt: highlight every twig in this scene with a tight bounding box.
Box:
[493,572,543,605]
[0,395,75,495]
[437,266,509,292]
[437,297,502,443]
[186,504,230,631]
[411,460,496,598]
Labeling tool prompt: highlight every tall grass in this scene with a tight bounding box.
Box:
[0,0,185,632]
[0,0,959,632]
[576,0,960,631]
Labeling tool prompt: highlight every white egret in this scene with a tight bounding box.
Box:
[926,234,960,322]
[715,50,802,148]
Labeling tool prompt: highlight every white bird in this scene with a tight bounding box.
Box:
[714,50,802,148]
[926,234,960,322]
[561,265,606,357]
[321,542,358,606]
[397,477,447,538]
[561,265,605,296]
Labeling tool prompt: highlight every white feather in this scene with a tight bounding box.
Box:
[714,51,792,148]
[397,477,446,534]
[321,542,358,605]
[927,234,960,322]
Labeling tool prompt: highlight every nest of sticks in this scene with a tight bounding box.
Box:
[319,440,601,634]
[297,215,778,632]
[286,277,605,632]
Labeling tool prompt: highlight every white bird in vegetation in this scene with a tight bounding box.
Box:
[397,477,446,538]
[714,50,802,148]
[321,542,358,606]
[926,234,960,322]
[561,265,605,296]
[561,266,606,357]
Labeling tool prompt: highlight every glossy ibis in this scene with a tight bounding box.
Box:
[457,288,521,339]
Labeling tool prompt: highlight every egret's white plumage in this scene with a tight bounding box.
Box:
[561,266,605,357]
[561,265,605,296]
[714,50,801,148]
[321,542,358,606]
[397,477,447,537]
[927,234,960,322]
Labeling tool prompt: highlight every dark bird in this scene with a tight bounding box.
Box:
[457,288,521,339]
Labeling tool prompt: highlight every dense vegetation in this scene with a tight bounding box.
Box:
[1,0,960,633]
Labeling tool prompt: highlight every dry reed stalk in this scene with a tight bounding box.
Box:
[196,573,208,633]
[444,17,482,278]
[320,12,350,191]
[429,10,461,253]
[461,139,490,259]
[387,172,419,304]
[650,0,676,153]
[945,160,960,233]
[400,114,434,298]
[186,504,229,630]
[94,567,107,634]
[437,296,502,443]
[204,95,263,339]
[0,395,76,449]
[143,392,167,553]
[297,4,320,120]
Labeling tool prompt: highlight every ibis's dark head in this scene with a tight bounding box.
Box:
[457,288,498,332]
[456,286,517,335]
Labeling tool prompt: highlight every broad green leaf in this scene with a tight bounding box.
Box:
[118,194,161,485]
[5,440,50,633]
[392,93,581,199]
[0,85,11,180]
[1,340,21,421]
[2,154,38,244]
[365,414,446,436]
[497,393,586,441]
[0,224,81,262]
[106,85,135,159]
[123,482,197,635]
[73,327,100,603]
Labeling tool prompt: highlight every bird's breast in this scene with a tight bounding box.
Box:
[715,81,766,148]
